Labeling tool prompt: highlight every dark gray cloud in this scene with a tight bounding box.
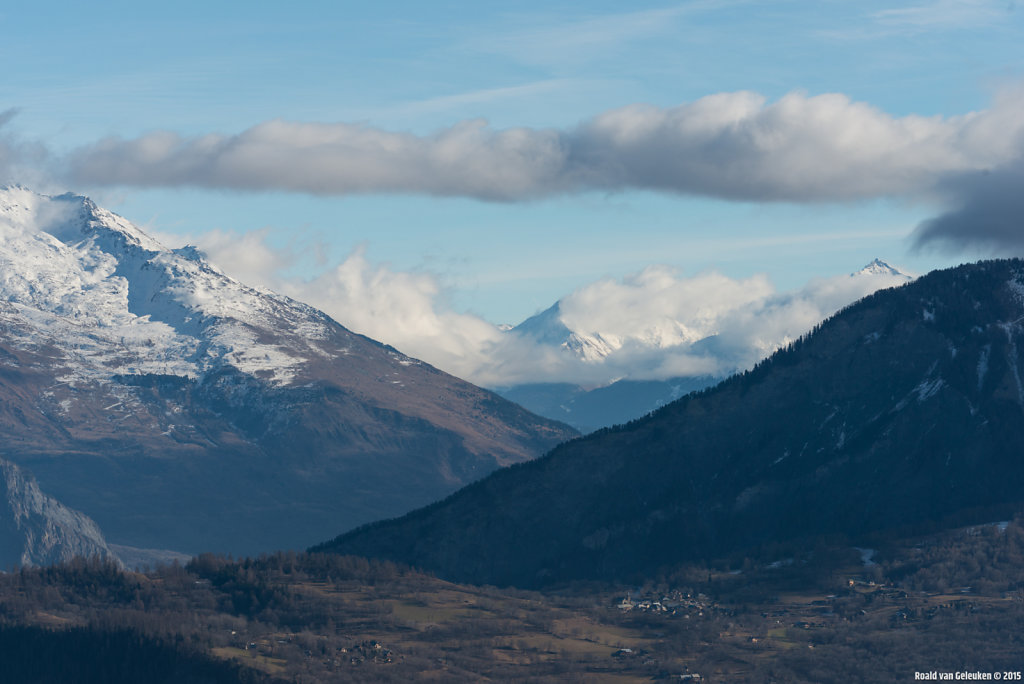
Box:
[913,160,1024,254]
[67,89,1024,204]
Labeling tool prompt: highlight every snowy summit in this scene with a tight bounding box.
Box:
[0,185,335,386]
[853,258,913,280]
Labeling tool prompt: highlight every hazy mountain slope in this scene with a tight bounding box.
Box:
[0,457,119,568]
[0,186,576,555]
[496,375,718,433]
[317,260,1024,586]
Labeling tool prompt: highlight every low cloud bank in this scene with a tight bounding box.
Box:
[185,229,912,387]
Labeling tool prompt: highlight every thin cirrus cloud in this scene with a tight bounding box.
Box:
[68,88,1024,206]
[870,0,1006,31]
[463,4,708,68]
[820,0,1012,41]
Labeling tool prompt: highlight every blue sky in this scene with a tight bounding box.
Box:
[2,1,1023,346]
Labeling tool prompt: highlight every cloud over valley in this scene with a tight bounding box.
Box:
[185,228,913,388]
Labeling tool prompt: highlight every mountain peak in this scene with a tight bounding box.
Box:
[0,185,166,253]
[0,186,326,386]
[510,260,915,373]
[0,186,577,557]
[853,258,912,280]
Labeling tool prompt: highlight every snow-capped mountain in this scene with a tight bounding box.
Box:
[0,186,576,557]
[0,185,332,386]
[320,259,1024,587]
[854,257,911,278]
[510,259,913,365]
[498,259,914,431]
[511,302,623,363]
[511,299,708,365]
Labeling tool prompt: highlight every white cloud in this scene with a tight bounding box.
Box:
[906,85,1024,254]
[572,89,1024,201]
[176,227,913,388]
[294,248,506,375]
[523,262,913,384]
[558,266,775,348]
[181,227,302,284]
[174,230,508,381]
[67,87,1024,205]
[706,269,913,363]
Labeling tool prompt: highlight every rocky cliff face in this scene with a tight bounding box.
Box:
[0,458,119,568]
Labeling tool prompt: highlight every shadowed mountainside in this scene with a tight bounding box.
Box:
[317,260,1024,587]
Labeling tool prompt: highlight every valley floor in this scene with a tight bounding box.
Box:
[2,519,1023,683]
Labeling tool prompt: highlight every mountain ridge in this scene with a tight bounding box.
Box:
[0,187,577,557]
[316,259,1024,587]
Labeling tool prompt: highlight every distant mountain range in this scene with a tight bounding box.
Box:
[496,376,717,434]
[509,257,911,365]
[318,259,1024,586]
[512,299,693,363]
[0,187,576,559]
[497,258,913,432]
